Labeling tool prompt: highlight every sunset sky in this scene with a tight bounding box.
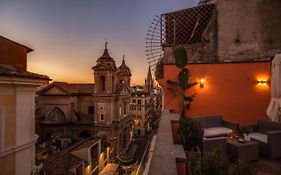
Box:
[0,0,197,85]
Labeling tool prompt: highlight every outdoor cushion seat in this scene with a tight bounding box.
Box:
[249,120,281,159]
[204,127,232,138]
[249,132,268,143]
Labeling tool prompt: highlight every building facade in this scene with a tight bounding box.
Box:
[92,44,132,156]
[0,36,50,175]
[130,91,151,136]
[130,67,163,137]
[42,138,114,175]
[36,82,95,142]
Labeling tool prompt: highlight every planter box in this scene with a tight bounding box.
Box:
[171,120,180,144]
[176,158,186,175]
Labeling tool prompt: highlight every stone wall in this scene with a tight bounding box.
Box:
[217,0,281,61]
[163,0,281,64]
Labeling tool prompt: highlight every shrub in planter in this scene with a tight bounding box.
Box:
[231,160,256,175]
[187,148,228,175]
[186,151,202,175]
[179,117,203,151]
[201,149,228,175]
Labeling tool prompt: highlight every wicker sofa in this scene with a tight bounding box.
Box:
[192,115,235,138]
[249,120,281,159]
[192,115,235,156]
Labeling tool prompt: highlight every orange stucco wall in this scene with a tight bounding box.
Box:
[158,62,271,124]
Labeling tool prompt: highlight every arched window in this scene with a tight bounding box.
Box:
[100,114,104,121]
[119,104,122,116]
[45,107,67,123]
[124,101,127,115]
[100,76,106,91]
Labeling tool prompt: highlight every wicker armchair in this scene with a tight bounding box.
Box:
[249,120,281,159]
[192,115,235,157]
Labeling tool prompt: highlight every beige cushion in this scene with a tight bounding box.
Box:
[204,127,232,138]
[249,132,268,143]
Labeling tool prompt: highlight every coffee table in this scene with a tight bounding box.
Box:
[227,139,259,161]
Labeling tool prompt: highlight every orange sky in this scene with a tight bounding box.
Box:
[0,0,197,85]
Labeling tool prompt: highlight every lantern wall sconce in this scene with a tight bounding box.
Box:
[199,78,205,88]
[258,79,268,85]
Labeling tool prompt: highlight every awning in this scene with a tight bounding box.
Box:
[98,163,119,175]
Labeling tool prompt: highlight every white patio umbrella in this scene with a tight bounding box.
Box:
[266,54,281,122]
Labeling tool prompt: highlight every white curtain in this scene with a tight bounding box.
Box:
[266,54,281,122]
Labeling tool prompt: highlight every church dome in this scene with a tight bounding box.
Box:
[97,45,114,61]
[92,42,117,71]
[117,57,131,76]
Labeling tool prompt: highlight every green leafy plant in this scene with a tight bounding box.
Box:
[187,148,228,175]
[167,46,197,118]
[201,149,228,175]
[155,59,163,80]
[187,151,202,175]
[175,47,187,69]
[232,160,256,175]
[240,126,253,135]
[179,117,203,151]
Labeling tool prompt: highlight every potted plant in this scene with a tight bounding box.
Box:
[167,46,197,118]
[187,148,228,175]
[240,126,253,141]
[179,117,203,151]
[231,160,256,175]
[167,46,201,154]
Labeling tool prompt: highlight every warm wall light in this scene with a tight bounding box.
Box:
[258,79,268,85]
[199,78,205,88]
